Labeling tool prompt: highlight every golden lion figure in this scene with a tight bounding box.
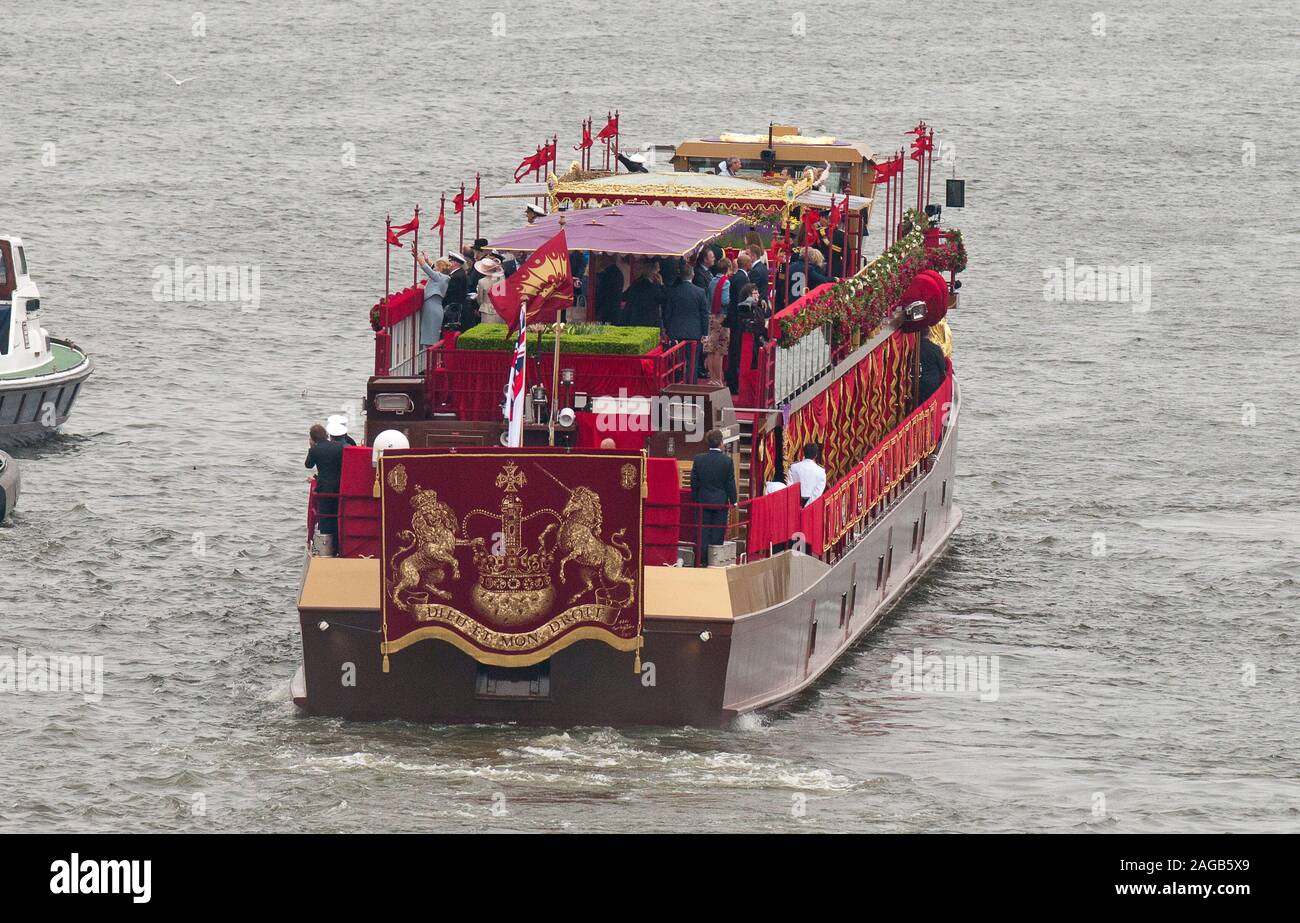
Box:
[540,486,635,605]
[390,487,484,606]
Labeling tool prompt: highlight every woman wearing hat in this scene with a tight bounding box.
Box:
[474,256,506,324]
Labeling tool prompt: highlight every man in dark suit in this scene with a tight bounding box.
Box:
[305,423,346,545]
[746,244,769,302]
[620,261,664,328]
[692,248,715,291]
[690,428,736,565]
[442,252,472,329]
[664,263,709,382]
[724,256,752,393]
[595,258,625,324]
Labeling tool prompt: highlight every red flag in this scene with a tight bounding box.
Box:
[431,201,445,231]
[542,137,557,167]
[909,133,933,160]
[453,188,465,214]
[574,120,593,151]
[467,176,480,206]
[495,230,574,331]
[596,113,618,141]
[801,208,821,246]
[828,195,844,229]
[514,150,542,181]
[386,213,419,247]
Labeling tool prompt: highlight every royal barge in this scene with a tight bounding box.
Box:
[293,119,968,727]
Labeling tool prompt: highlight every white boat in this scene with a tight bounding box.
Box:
[0,236,92,443]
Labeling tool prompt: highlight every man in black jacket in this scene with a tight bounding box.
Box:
[594,258,625,324]
[692,248,715,291]
[918,332,947,404]
[690,428,736,565]
[620,261,664,328]
[664,263,709,382]
[746,244,769,302]
[305,423,346,544]
[443,252,472,329]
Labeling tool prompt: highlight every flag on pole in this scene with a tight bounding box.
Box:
[467,175,480,206]
[431,200,445,231]
[386,213,419,247]
[596,113,619,141]
[453,188,466,213]
[495,229,574,331]
[504,304,528,447]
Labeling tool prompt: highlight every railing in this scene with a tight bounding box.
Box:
[373,284,424,376]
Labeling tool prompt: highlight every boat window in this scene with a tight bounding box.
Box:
[0,304,10,355]
[475,662,550,699]
[16,247,27,276]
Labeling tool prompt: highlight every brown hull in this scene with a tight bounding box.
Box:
[294,385,961,727]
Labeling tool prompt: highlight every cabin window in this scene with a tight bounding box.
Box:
[876,554,885,589]
[16,247,26,276]
[475,662,550,699]
[838,591,849,628]
[0,304,10,356]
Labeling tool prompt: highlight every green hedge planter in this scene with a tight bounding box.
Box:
[456,323,661,356]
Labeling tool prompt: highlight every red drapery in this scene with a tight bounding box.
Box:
[747,484,801,555]
[645,456,681,566]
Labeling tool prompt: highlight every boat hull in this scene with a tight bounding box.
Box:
[294,383,961,727]
[0,338,92,444]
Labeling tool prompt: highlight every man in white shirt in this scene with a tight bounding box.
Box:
[787,443,826,506]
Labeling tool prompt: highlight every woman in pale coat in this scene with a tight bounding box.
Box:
[414,249,452,346]
[474,256,506,324]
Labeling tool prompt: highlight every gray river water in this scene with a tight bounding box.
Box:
[1,0,1297,832]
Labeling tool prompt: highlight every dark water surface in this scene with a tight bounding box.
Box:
[1,0,1297,832]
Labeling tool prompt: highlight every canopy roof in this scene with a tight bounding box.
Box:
[487,171,872,216]
[487,204,742,257]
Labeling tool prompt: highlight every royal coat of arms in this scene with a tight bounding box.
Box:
[379,449,645,668]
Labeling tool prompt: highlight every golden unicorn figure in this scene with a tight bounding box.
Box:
[539,483,635,606]
[390,487,484,606]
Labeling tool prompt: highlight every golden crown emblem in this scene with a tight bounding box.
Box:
[466,462,557,625]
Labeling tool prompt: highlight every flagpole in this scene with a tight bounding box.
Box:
[384,213,391,297]
[613,109,620,174]
[548,318,563,447]
[439,192,445,256]
[474,173,481,240]
[412,204,419,287]
[458,182,465,252]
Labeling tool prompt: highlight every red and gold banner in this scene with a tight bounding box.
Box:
[379,448,645,669]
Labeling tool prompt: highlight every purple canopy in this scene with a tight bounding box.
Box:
[487,204,741,257]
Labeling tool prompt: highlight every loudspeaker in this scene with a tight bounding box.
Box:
[946,179,965,208]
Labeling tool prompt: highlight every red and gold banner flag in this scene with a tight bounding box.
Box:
[379,448,645,669]
[496,229,574,330]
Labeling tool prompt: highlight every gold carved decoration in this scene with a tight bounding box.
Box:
[386,463,408,494]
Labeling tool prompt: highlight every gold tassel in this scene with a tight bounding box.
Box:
[633,636,643,674]
[373,465,382,498]
[382,653,390,673]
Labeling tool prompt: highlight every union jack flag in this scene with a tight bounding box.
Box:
[504,304,528,447]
